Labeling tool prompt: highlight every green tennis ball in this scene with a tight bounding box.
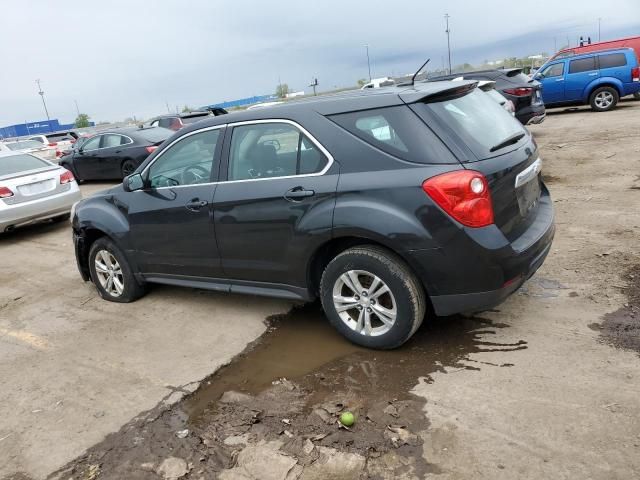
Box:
[340,411,355,427]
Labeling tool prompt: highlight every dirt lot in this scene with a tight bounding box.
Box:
[1,101,640,480]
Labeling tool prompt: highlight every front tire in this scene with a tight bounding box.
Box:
[590,86,618,112]
[89,237,146,303]
[121,159,136,179]
[320,246,426,349]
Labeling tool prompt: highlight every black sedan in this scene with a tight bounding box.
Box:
[428,68,546,125]
[59,127,172,181]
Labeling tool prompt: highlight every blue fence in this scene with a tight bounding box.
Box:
[0,119,95,139]
[202,94,278,110]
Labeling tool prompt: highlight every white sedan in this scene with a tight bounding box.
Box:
[0,152,82,232]
[0,139,57,161]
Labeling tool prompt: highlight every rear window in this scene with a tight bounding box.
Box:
[181,114,210,125]
[569,57,597,73]
[46,133,74,142]
[329,105,452,164]
[0,154,49,176]
[598,53,627,69]
[135,127,172,143]
[5,140,42,151]
[417,89,526,160]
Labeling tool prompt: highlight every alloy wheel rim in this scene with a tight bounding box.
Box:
[94,249,124,297]
[122,163,135,176]
[332,270,397,337]
[595,92,613,109]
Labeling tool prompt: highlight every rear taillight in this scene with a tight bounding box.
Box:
[60,170,75,184]
[503,87,533,97]
[0,186,14,198]
[422,170,494,228]
[56,150,63,158]
[632,66,640,82]
[48,142,58,147]
[145,146,158,154]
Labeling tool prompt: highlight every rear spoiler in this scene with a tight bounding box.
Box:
[399,81,478,104]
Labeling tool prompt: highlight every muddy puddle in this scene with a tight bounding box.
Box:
[50,303,528,480]
[590,265,640,355]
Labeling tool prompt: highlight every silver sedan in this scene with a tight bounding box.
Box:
[0,152,82,232]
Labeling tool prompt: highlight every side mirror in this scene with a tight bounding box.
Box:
[123,173,145,192]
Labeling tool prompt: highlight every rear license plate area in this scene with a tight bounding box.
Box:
[516,175,541,216]
[18,179,55,196]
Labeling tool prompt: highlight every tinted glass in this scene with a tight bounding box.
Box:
[82,136,101,150]
[228,123,327,180]
[418,89,525,159]
[46,133,74,142]
[569,57,596,73]
[102,134,126,148]
[330,105,450,164]
[181,114,210,125]
[136,127,172,143]
[6,140,43,150]
[29,137,46,144]
[0,154,49,176]
[148,129,220,187]
[541,63,564,77]
[598,53,627,69]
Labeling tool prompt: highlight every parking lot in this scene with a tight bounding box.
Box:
[1,101,640,479]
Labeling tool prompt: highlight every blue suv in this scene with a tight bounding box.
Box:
[535,48,640,112]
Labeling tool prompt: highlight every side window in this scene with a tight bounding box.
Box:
[148,129,220,188]
[150,120,159,127]
[30,137,45,144]
[569,57,596,74]
[330,106,452,164]
[101,134,124,148]
[598,53,627,69]
[541,63,564,77]
[228,123,328,181]
[82,136,101,151]
[157,118,170,128]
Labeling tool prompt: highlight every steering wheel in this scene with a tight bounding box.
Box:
[181,164,209,185]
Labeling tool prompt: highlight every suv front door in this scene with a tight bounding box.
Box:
[212,120,339,293]
[126,126,225,279]
[537,62,566,104]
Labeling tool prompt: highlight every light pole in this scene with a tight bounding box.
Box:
[35,79,52,130]
[365,44,372,81]
[598,17,602,42]
[444,13,452,75]
[74,99,80,117]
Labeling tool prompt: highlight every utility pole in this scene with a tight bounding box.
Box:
[444,14,452,75]
[598,17,602,42]
[165,101,171,113]
[35,79,51,131]
[365,44,372,81]
[74,99,80,116]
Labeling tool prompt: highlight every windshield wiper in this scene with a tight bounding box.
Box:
[489,132,526,153]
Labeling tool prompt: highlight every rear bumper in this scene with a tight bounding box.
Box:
[407,186,555,316]
[0,185,82,232]
[515,103,546,125]
[526,113,546,125]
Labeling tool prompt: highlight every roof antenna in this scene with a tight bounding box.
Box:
[397,58,431,87]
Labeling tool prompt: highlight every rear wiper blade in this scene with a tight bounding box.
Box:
[489,132,526,152]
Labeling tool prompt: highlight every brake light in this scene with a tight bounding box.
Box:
[422,170,494,228]
[503,87,533,97]
[56,150,63,158]
[0,186,14,198]
[145,146,158,154]
[632,66,640,82]
[60,170,75,184]
[48,142,58,147]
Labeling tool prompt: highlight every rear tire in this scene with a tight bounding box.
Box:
[633,92,640,101]
[590,86,619,112]
[121,159,136,179]
[320,246,426,349]
[88,237,146,303]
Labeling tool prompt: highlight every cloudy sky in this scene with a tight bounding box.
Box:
[1,0,638,125]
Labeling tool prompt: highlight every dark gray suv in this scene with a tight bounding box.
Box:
[72,81,554,349]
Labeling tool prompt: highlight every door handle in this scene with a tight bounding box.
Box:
[555,78,564,82]
[588,72,598,76]
[185,198,208,211]
[284,186,315,202]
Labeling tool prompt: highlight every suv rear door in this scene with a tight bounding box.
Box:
[211,120,338,294]
[565,56,599,101]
